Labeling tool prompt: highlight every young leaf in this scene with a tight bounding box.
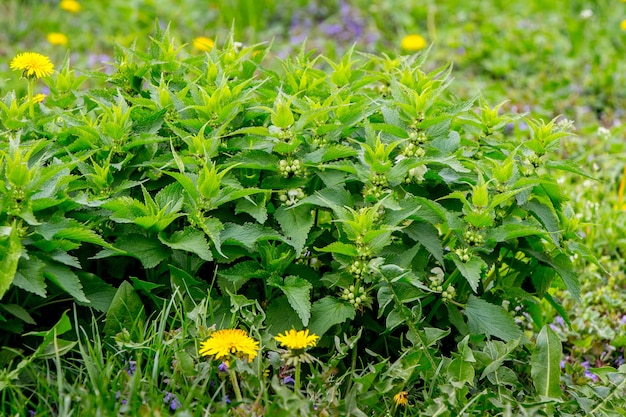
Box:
[274,205,315,256]
[531,325,562,399]
[159,228,213,261]
[115,234,171,269]
[309,296,356,337]
[271,275,312,326]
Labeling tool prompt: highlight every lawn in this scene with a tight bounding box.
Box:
[1,1,626,415]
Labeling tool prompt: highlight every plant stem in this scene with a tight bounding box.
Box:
[229,367,243,403]
[294,361,301,393]
[27,78,35,118]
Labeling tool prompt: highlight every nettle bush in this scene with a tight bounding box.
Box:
[1,28,617,414]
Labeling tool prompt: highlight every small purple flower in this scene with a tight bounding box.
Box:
[620,315,626,325]
[116,390,127,406]
[28,411,35,417]
[581,361,599,381]
[218,361,229,372]
[615,356,625,367]
[126,360,137,376]
[163,391,181,411]
[283,375,295,385]
[223,394,231,404]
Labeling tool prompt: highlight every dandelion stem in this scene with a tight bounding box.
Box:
[27,79,35,118]
[294,362,301,393]
[229,367,243,403]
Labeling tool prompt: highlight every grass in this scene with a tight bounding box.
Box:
[2,0,626,415]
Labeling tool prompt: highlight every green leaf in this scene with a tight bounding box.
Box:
[531,325,562,399]
[487,222,549,242]
[0,223,22,299]
[220,223,286,252]
[0,304,35,325]
[552,253,581,302]
[235,193,269,224]
[266,296,305,334]
[217,260,265,292]
[404,222,444,265]
[159,228,212,261]
[274,205,315,256]
[450,254,486,293]
[271,275,312,326]
[448,357,475,387]
[115,234,171,269]
[25,310,72,357]
[12,257,47,298]
[309,296,356,337]
[315,242,359,257]
[524,198,560,245]
[480,339,520,379]
[465,295,523,342]
[104,281,146,339]
[78,272,117,312]
[300,185,353,212]
[43,263,89,303]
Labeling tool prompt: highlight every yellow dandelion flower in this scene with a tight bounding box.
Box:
[401,34,427,52]
[47,32,68,46]
[621,19,626,31]
[275,329,319,350]
[193,36,215,52]
[32,94,46,104]
[394,391,409,407]
[60,0,81,13]
[10,52,54,79]
[199,329,259,362]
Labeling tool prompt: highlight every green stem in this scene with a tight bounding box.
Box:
[345,336,358,395]
[27,79,35,118]
[294,361,301,393]
[229,367,243,403]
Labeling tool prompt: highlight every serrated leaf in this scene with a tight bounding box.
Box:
[266,296,305,334]
[104,281,146,339]
[159,228,212,261]
[531,325,562,399]
[274,205,314,256]
[0,223,22,299]
[227,150,279,170]
[299,185,353,212]
[309,296,356,337]
[220,222,286,252]
[217,260,265,292]
[77,273,117,312]
[43,263,89,303]
[235,194,269,224]
[524,198,560,245]
[0,304,35,325]
[53,227,110,248]
[270,275,312,326]
[450,254,486,293]
[12,257,47,298]
[315,242,359,257]
[115,234,171,269]
[404,222,444,264]
[552,253,581,302]
[487,222,549,242]
[465,295,523,342]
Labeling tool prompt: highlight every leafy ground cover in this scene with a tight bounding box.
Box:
[1,0,626,415]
